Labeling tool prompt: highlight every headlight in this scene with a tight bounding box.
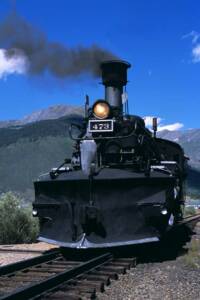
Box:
[93,100,110,119]
[161,208,168,215]
[32,209,38,216]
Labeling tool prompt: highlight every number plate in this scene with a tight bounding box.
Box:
[88,120,114,132]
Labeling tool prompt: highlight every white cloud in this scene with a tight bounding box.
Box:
[182,31,200,44]
[182,31,200,64]
[192,44,200,63]
[144,116,184,132]
[0,49,27,79]
[158,123,184,131]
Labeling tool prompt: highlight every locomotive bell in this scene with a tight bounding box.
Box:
[101,60,131,110]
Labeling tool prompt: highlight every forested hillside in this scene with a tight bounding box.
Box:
[0,115,82,201]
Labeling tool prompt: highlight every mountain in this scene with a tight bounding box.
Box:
[158,129,200,168]
[0,114,83,201]
[159,129,200,198]
[0,108,199,201]
[0,104,84,128]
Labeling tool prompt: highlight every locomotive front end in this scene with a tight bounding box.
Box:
[33,60,185,249]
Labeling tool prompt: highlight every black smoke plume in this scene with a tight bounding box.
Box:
[0,13,118,78]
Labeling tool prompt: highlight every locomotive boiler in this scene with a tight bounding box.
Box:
[33,60,186,249]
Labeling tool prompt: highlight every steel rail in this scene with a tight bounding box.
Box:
[179,213,200,225]
[0,248,47,254]
[0,250,60,276]
[0,252,112,300]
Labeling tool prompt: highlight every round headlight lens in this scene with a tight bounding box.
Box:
[93,101,110,119]
[32,209,38,216]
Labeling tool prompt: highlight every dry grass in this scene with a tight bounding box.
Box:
[183,239,200,268]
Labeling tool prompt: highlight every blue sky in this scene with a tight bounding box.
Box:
[0,0,199,129]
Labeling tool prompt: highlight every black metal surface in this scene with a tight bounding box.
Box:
[101,60,131,108]
[101,60,131,86]
[32,59,187,250]
[34,168,174,248]
[0,253,112,300]
[0,250,60,276]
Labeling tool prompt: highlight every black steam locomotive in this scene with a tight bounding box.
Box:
[33,60,186,249]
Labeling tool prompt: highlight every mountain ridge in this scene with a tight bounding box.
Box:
[0,104,84,128]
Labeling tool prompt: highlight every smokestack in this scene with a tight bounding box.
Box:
[100,60,131,110]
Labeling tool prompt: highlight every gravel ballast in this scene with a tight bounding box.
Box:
[0,242,58,266]
[98,221,200,300]
[99,259,200,300]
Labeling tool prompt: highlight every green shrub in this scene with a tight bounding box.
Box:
[0,192,39,244]
[184,206,196,217]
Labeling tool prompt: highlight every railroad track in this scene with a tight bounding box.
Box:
[0,249,136,300]
[0,214,199,300]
